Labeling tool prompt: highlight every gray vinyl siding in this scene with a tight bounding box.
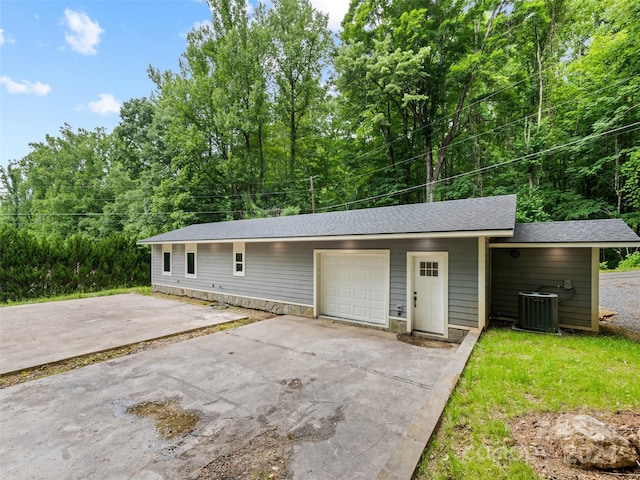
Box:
[490,247,592,328]
[152,237,480,328]
[153,243,314,305]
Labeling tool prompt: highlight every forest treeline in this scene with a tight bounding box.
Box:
[1,0,639,244]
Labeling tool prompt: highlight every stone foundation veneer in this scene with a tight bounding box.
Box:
[389,317,407,334]
[153,285,314,318]
[153,285,469,343]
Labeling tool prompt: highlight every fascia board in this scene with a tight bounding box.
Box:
[138,229,515,245]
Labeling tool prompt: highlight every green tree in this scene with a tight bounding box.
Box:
[16,125,114,237]
[0,162,29,229]
[338,0,513,202]
[534,0,640,222]
[264,0,332,176]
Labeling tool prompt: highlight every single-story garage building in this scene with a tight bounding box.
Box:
[139,195,640,340]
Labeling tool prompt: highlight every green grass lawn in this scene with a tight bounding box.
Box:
[1,286,152,306]
[416,328,640,479]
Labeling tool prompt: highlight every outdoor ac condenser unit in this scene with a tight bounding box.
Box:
[517,291,559,333]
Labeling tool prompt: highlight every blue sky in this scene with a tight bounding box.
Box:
[0,0,347,169]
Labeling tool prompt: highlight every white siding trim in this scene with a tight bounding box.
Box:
[478,237,487,330]
[233,242,245,277]
[490,242,640,248]
[591,247,599,332]
[313,251,319,318]
[140,229,514,245]
[185,243,197,278]
[162,244,172,276]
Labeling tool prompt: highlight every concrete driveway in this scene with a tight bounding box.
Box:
[0,315,477,480]
[0,294,246,374]
[600,270,640,335]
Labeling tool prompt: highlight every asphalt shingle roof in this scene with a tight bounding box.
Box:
[139,194,518,243]
[491,219,640,244]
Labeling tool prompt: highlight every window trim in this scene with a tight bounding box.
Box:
[185,243,197,278]
[233,242,245,277]
[162,244,172,276]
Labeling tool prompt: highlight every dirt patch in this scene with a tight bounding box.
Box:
[194,376,345,479]
[397,333,456,349]
[509,410,640,480]
[127,398,200,439]
[195,428,292,480]
[192,407,345,479]
[290,406,345,442]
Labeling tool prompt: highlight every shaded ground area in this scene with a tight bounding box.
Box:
[599,271,640,336]
[0,316,460,480]
[0,293,246,374]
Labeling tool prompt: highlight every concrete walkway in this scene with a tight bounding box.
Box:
[0,315,477,480]
[0,294,246,374]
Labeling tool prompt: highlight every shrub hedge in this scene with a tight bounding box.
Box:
[0,225,150,303]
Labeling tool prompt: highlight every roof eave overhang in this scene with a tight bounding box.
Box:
[489,241,640,248]
[138,229,515,245]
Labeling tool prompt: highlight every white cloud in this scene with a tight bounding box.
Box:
[63,9,104,55]
[192,19,213,31]
[0,28,16,46]
[0,76,51,95]
[86,93,121,115]
[310,0,349,31]
[181,19,213,39]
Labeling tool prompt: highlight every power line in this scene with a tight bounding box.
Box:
[322,73,640,187]
[0,210,243,217]
[251,72,638,194]
[3,70,637,215]
[317,120,640,212]
[6,71,635,207]
[320,69,635,181]
[4,119,639,218]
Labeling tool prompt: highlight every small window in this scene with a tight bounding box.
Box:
[185,244,197,278]
[162,245,172,275]
[233,242,245,276]
[420,261,438,277]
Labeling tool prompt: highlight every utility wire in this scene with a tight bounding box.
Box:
[13,70,631,205]
[316,121,640,212]
[5,72,635,202]
[322,73,640,187]
[2,74,637,211]
[310,71,638,189]
[8,121,638,218]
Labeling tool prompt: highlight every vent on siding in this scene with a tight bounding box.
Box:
[517,291,559,333]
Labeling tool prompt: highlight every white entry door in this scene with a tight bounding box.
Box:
[320,252,389,325]
[411,253,447,334]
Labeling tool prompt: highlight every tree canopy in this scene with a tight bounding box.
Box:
[2,0,638,245]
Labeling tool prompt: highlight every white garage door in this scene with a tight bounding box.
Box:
[320,252,389,325]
